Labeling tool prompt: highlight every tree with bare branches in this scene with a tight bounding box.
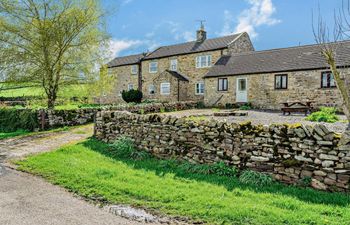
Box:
[314,1,350,145]
[0,0,108,109]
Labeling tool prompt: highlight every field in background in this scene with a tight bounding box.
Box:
[0,83,90,99]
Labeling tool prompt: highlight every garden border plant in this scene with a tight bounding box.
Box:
[306,107,339,123]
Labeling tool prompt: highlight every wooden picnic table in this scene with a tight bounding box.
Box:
[281,101,315,116]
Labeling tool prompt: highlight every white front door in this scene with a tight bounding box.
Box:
[236,78,248,103]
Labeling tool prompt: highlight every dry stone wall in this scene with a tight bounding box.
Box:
[95,111,350,192]
[38,101,197,130]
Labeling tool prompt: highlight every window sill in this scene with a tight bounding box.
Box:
[196,67,212,69]
[274,88,288,91]
[320,87,337,89]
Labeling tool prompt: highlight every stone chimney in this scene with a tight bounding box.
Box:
[196,22,207,42]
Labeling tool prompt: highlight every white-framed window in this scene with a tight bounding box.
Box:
[170,59,178,71]
[149,84,155,95]
[127,84,134,91]
[218,78,228,91]
[149,61,158,73]
[195,82,205,95]
[196,55,212,68]
[160,83,170,95]
[131,65,138,75]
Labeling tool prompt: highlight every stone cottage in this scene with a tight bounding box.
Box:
[204,41,350,109]
[106,53,145,102]
[106,25,254,103]
[107,25,350,110]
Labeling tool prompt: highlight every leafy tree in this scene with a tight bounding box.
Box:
[313,0,350,145]
[88,64,116,105]
[0,0,108,109]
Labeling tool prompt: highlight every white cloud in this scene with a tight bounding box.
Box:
[218,10,235,36]
[107,39,161,58]
[121,0,134,6]
[219,0,280,38]
[108,39,142,58]
[182,31,196,42]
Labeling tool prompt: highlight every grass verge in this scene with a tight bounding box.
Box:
[0,124,91,141]
[0,130,29,140]
[16,138,350,225]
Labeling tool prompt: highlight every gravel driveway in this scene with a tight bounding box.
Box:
[0,125,156,225]
[162,109,348,133]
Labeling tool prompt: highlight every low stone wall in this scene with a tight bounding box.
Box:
[38,109,96,129]
[95,111,350,192]
[37,101,198,130]
[107,101,197,114]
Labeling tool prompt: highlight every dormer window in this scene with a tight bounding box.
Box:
[196,55,212,68]
[170,59,177,71]
[149,61,158,73]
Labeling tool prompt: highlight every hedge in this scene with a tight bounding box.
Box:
[0,108,39,132]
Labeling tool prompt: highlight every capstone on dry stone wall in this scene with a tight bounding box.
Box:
[95,111,350,192]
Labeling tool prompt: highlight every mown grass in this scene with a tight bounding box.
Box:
[17,139,350,225]
[0,130,29,140]
[0,84,89,98]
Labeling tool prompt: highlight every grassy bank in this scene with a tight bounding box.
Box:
[0,130,29,140]
[17,139,350,225]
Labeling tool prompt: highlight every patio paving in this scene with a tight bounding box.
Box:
[161,109,348,133]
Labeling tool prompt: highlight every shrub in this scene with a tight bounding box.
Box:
[211,162,237,177]
[306,107,339,123]
[0,108,39,132]
[109,137,150,160]
[121,89,143,103]
[225,103,235,109]
[239,170,274,186]
[239,102,252,110]
[180,161,237,177]
[298,176,312,188]
[196,101,206,109]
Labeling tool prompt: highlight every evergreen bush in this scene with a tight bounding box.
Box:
[121,89,143,103]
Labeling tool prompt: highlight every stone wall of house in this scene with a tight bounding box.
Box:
[104,64,139,104]
[95,111,350,192]
[204,68,349,110]
[150,70,189,102]
[141,49,223,102]
[227,32,255,54]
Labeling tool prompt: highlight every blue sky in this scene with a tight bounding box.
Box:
[102,0,343,58]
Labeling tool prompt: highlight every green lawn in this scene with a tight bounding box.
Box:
[0,130,29,140]
[0,83,89,98]
[17,139,350,225]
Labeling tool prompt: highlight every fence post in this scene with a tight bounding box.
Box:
[40,110,46,130]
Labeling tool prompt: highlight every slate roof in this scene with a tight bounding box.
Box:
[144,33,243,60]
[205,41,350,78]
[165,70,189,81]
[107,53,145,68]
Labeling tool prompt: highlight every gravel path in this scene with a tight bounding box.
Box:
[162,109,348,133]
[0,125,160,225]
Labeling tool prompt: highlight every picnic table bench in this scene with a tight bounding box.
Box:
[281,101,314,116]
